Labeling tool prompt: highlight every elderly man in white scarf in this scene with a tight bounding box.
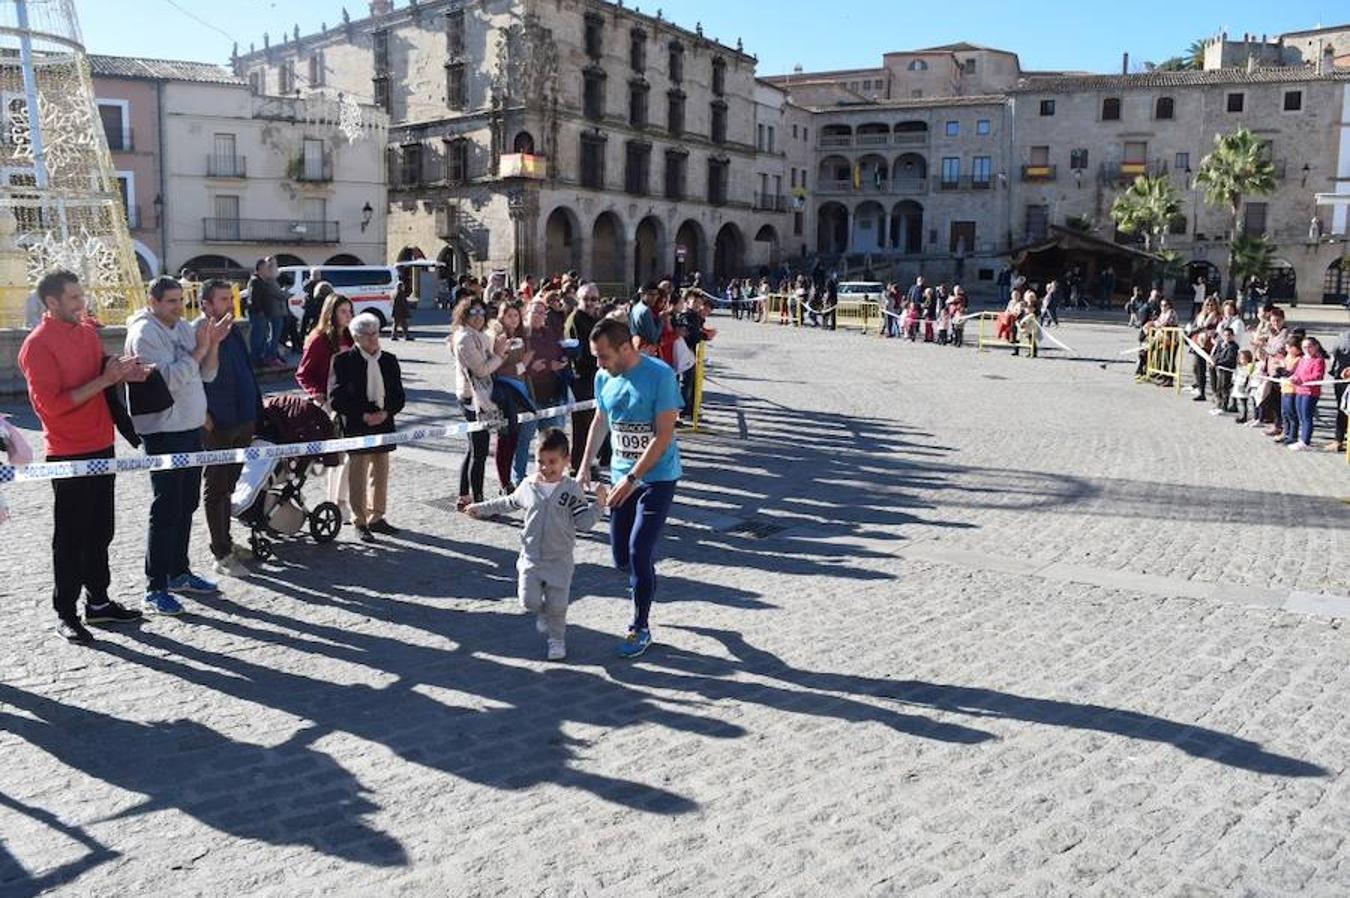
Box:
[331,313,407,542]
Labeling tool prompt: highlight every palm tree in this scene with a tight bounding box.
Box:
[1185,39,1207,70]
[1110,174,1182,252]
[1193,127,1278,294]
[1229,232,1274,288]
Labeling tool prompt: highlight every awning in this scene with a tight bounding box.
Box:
[1001,225,1166,263]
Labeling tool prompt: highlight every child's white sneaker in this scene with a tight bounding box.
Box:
[547,639,567,661]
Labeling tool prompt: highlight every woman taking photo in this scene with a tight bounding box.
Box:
[450,297,508,510]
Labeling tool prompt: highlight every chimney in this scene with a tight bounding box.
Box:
[1122,51,1129,74]
[370,0,393,15]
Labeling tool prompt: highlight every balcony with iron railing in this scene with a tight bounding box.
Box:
[1021,163,1057,182]
[104,128,133,152]
[207,154,247,178]
[1100,159,1168,183]
[818,134,853,149]
[938,175,993,191]
[292,156,334,183]
[203,217,339,244]
[753,192,788,212]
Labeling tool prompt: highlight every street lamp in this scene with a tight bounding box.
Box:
[153,192,163,225]
[360,201,374,232]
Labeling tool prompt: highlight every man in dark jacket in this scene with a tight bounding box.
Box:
[246,256,288,368]
[331,312,406,541]
[198,279,263,578]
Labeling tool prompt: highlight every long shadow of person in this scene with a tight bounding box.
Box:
[0,682,407,877]
[0,790,119,898]
[661,626,1326,778]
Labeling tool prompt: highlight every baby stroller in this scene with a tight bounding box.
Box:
[231,393,343,560]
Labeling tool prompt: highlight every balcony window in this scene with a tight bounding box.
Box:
[707,157,729,205]
[1025,204,1048,241]
[972,156,991,187]
[445,138,468,183]
[583,69,606,121]
[584,13,603,60]
[664,149,687,200]
[446,9,465,56]
[667,90,685,135]
[940,156,960,187]
[1101,97,1120,121]
[279,62,295,95]
[1155,97,1174,120]
[630,29,646,72]
[373,30,390,73]
[711,100,727,145]
[668,42,684,82]
[97,101,130,152]
[400,143,422,186]
[712,58,726,97]
[1243,202,1267,235]
[580,133,606,189]
[446,63,466,110]
[309,53,325,87]
[624,140,650,195]
[629,81,649,129]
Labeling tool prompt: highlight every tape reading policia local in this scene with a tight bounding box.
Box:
[0,400,597,485]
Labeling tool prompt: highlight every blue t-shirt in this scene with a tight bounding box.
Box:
[629,302,662,346]
[595,355,682,483]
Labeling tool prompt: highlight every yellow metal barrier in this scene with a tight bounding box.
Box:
[755,293,793,325]
[831,300,879,334]
[690,340,707,433]
[975,312,1037,356]
[1140,326,1184,395]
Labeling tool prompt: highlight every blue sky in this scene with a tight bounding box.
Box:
[74,0,1343,76]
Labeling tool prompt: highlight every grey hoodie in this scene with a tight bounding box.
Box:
[124,308,217,435]
[475,476,600,577]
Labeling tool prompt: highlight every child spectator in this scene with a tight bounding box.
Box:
[463,429,602,660]
[1287,337,1328,452]
[1231,350,1255,424]
[935,302,952,346]
[1209,327,1239,415]
[902,300,921,342]
[1275,341,1303,444]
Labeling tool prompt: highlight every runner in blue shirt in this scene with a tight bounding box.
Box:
[579,317,681,658]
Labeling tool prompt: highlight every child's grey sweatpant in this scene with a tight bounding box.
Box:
[519,566,571,641]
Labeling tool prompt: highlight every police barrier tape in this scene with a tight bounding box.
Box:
[1180,333,1348,388]
[0,400,597,485]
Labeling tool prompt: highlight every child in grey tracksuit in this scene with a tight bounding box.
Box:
[465,429,601,660]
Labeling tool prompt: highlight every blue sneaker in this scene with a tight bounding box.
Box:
[168,572,219,595]
[616,628,652,659]
[142,591,184,616]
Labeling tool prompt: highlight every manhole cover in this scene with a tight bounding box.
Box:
[719,517,789,539]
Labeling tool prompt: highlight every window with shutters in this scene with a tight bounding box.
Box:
[1039,99,1055,116]
[664,149,687,200]
[1226,92,1244,113]
[712,58,726,96]
[1069,148,1089,170]
[1101,97,1121,120]
[400,143,422,186]
[1243,202,1267,235]
[279,61,295,94]
[668,42,684,82]
[1155,97,1174,120]
[1283,90,1302,111]
[1025,204,1049,241]
[445,139,468,183]
[972,156,991,186]
[373,30,390,73]
[580,133,606,189]
[309,53,324,87]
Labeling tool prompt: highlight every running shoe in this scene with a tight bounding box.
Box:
[1288,442,1310,452]
[142,591,184,616]
[547,639,567,661]
[168,572,220,595]
[57,618,95,644]
[616,628,652,659]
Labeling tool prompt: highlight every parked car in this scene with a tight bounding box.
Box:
[277,265,398,327]
[836,282,886,304]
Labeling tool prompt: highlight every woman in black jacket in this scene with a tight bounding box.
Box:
[331,313,406,541]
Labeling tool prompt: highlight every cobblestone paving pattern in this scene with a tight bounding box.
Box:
[0,313,1347,896]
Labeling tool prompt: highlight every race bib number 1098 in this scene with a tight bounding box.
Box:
[613,422,653,461]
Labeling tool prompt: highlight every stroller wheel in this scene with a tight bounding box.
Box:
[310,502,342,543]
[250,534,274,562]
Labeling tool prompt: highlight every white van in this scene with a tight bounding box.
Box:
[837,282,886,304]
[277,265,398,327]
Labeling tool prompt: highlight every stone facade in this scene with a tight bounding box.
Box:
[236,0,797,294]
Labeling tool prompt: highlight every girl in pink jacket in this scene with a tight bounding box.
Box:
[1288,337,1328,451]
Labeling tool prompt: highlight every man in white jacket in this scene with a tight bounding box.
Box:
[125,276,230,615]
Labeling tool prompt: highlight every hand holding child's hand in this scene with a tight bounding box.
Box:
[593,484,609,507]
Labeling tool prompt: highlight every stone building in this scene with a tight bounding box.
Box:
[234,0,797,293]
[87,55,388,282]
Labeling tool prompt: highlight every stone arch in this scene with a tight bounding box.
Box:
[543,206,582,276]
[853,200,886,253]
[889,200,924,255]
[512,130,536,154]
[674,218,706,284]
[818,154,852,189]
[1324,258,1348,305]
[820,123,852,148]
[817,202,849,254]
[131,239,159,279]
[858,153,889,191]
[713,222,745,285]
[326,252,365,266]
[275,253,307,269]
[590,210,625,284]
[892,152,928,185]
[856,122,890,147]
[180,254,246,281]
[633,215,665,287]
[754,224,781,268]
[438,244,472,281]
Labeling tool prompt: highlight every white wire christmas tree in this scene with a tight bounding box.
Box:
[0,0,143,324]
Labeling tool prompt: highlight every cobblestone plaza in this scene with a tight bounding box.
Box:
[1,312,1347,896]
